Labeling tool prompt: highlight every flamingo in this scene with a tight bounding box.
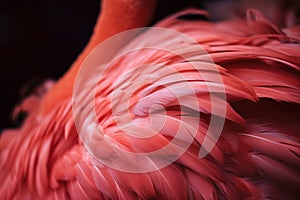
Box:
[1,0,300,199]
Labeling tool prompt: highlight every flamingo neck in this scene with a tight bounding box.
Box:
[40,0,157,115]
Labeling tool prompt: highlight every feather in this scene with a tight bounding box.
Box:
[251,154,300,194]
[239,129,300,168]
[1,4,300,200]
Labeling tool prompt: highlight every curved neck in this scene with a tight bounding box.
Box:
[40,0,157,115]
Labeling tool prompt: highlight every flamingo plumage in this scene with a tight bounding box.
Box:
[1,0,300,199]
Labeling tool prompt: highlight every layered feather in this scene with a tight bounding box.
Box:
[1,7,300,200]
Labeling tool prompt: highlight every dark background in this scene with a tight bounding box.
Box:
[0,0,99,129]
[0,0,204,129]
